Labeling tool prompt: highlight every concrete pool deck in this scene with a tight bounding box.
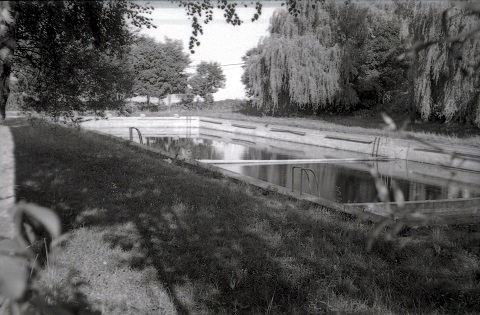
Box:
[80,116,480,225]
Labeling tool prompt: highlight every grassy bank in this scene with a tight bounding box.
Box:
[6,118,480,314]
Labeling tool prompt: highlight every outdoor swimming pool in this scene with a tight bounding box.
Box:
[146,135,479,204]
[80,116,480,223]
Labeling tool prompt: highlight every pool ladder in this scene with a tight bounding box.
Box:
[291,166,320,196]
[129,127,143,144]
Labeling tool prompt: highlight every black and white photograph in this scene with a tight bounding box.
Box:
[1,1,479,314]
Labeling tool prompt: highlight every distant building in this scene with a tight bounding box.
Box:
[129,94,184,106]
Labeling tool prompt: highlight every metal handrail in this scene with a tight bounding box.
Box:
[129,127,143,144]
[302,168,320,195]
[291,166,320,195]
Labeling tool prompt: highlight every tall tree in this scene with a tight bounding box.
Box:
[402,2,480,125]
[16,47,133,118]
[130,36,190,105]
[188,61,226,103]
[243,0,408,115]
[0,0,266,120]
[0,0,156,120]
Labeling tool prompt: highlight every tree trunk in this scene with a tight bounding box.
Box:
[0,65,8,120]
[0,1,16,121]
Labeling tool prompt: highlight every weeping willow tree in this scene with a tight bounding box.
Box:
[243,0,403,114]
[243,3,342,114]
[244,35,341,113]
[407,2,480,125]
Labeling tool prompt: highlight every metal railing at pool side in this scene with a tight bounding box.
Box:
[129,127,143,144]
[291,166,320,196]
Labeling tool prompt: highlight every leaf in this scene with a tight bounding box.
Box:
[381,112,396,131]
[50,232,72,249]
[369,167,389,203]
[16,202,61,239]
[0,239,28,300]
[391,181,405,209]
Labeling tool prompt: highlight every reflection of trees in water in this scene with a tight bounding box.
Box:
[238,163,473,203]
[150,138,303,161]
[331,166,465,203]
[252,164,289,187]
[334,169,377,203]
[147,137,476,202]
[244,146,291,161]
[149,137,225,160]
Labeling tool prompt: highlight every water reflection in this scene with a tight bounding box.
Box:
[147,137,299,161]
[147,136,480,204]
[220,163,470,203]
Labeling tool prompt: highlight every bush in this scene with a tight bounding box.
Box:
[136,101,166,112]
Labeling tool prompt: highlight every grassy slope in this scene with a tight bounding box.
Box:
[6,118,480,314]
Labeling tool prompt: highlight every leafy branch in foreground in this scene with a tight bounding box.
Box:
[366,112,467,251]
[0,202,73,315]
[365,2,479,249]
[398,1,480,125]
[366,165,428,252]
[179,0,264,53]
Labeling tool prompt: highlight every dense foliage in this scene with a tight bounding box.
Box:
[405,2,480,125]
[130,36,190,105]
[0,0,156,119]
[243,0,407,115]
[16,46,133,118]
[188,61,226,103]
[0,0,265,119]
[243,0,480,126]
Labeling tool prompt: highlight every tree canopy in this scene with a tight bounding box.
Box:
[2,0,478,125]
[188,61,226,103]
[242,0,480,125]
[243,0,406,115]
[0,0,267,119]
[130,36,190,104]
[0,0,157,119]
[406,2,480,125]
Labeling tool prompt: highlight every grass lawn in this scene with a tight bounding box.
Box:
[5,118,480,314]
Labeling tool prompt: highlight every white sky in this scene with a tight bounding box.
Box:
[139,1,282,100]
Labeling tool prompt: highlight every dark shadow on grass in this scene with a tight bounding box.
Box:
[9,120,480,314]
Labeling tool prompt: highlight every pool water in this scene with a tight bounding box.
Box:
[147,136,480,204]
